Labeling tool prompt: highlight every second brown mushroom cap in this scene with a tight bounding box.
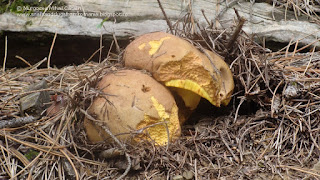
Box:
[124,32,234,123]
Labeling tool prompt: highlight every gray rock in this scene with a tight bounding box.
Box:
[19,80,50,116]
[1,0,319,46]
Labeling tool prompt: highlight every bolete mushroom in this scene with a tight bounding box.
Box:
[204,50,234,105]
[123,32,234,121]
[84,70,180,145]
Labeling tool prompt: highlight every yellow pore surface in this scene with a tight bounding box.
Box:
[156,52,221,107]
[166,80,210,108]
[134,33,222,107]
[136,96,180,146]
[173,88,201,110]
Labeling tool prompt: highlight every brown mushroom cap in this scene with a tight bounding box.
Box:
[123,32,233,111]
[84,70,180,145]
[204,50,234,105]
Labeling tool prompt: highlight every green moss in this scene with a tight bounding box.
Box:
[1,0,29,14]
[23,20,32,28]
[0,0,65,14]
[24,149,39,161]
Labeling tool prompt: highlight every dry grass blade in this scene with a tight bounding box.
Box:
[47,32,57,69]
[15,56,32,68]
[2,36,7,72]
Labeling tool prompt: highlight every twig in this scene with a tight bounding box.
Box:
[238,121,266,162]
[10,151,43,179]
[226,9,246,55]
[1,131,106,166]
[278,165,320,177]
[48,32,58,69]
[39,1,54,25]
[117,121,171,149]
[80,109,131,180]
[292,40,299,57]
[15,55,32,67]
[219,130,240,163]
[303,46,316,76]
[113,33,120,54]
[201,9,211,26]
[275,30,320,54]
[215,0,220,28]
[85,46,105,64]
[233,97,245,123]
[2,36,7,73]
[296,39,319,53]
[157,0,174,34]
[285,39,293,58]
[145,144,156,171]
[271,80,283,118]
[199,46,220,81]
[99,33,103,63]
[0,116,38,129]
[194,158,198,180]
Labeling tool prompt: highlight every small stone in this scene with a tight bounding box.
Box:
[183,170,194,180]
[284,83,299,99]
[172,175,184,180]
[19,80,50,115]
[24,80,48,92]
[63,160,76,178]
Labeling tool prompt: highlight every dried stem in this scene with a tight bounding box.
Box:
[157,0,174,34]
